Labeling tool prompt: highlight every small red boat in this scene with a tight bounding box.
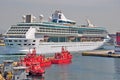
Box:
[29,63,45,76]
[40,58,52,67]
[19,47,72,76]
[20,48,51,67]
[51,47,72,64]
[19,48,51,76]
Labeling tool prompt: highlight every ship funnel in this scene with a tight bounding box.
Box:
[39,14,44,22]
[25,14,36,23]
[86,19,94,27]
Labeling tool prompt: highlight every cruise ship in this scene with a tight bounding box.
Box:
[4,10,110,54]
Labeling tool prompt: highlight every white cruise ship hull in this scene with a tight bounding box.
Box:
[3,11,109,54]
[4,41,104,54]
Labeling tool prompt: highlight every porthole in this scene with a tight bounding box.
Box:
[24,44,27,45]
[24,40,27,42]
[19,40,22,42]
[33,40,36,42]
[14,40,17,42]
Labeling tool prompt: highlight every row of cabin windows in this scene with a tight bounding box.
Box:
[5,40,36,42]
[45,37,104,42]
[7,31,27,34]
[7,43,95,46]
[7,32,26,34]
[9,29,29,31]
[7,44,35,46]
[5,36,25,38]
[82,31,105,34]
[38,27,78,33]
[10,27,30,30]
[37,29,77,33]
[42,37,103,42]
[78,30,107,34]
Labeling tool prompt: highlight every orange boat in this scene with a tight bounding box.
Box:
[51,47,72,64]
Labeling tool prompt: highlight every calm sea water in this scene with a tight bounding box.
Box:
[0,46,120,80]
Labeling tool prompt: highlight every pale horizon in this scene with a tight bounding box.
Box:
[0,0,120,34]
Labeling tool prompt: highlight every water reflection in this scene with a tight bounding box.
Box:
[57,64,70,80]
[45,64,71,80]
[28,75,45,80]
[114,58,120,80]
[1,51,120,80]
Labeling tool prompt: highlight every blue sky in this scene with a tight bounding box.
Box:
[0,0,120,33]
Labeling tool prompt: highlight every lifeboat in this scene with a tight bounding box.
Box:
[68,36,75,40]
[51,47,72,64]
[44,35,49,42]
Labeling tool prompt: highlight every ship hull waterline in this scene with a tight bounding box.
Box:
[4,42,104,54]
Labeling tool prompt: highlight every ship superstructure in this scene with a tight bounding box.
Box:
[4,10,109,54]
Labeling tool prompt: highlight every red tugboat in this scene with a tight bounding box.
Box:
[19,48,51,76]
[20,48,51,67]
[29,63,45,76]
[51,47,72,64]
[35,55,51,67]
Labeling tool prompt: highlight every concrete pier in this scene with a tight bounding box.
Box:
[82,50,120,58]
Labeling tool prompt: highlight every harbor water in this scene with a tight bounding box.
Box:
[0,46,120,80]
